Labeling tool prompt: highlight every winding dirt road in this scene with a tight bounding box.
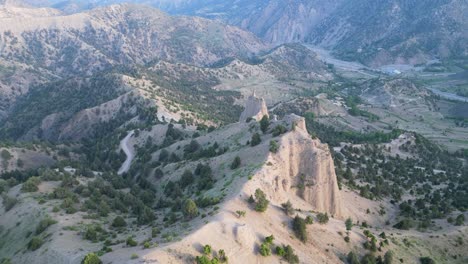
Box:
[118,130,135,175]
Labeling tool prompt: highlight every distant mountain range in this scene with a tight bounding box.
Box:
[5,0,466,66]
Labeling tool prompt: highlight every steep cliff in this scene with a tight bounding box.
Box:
[245,114,343,217]
[239,92,269,122]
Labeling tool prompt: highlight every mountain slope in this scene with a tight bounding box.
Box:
[26,0,344,44]
[0,3,268,125]
[310,0,468,66]
[0,3,265,76]
[20,0,468,66]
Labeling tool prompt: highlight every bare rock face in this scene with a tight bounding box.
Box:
[249,114,343,218]
[239,92,269,122]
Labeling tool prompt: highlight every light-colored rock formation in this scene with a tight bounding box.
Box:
[246,114,343,218]
[239,92,269,122]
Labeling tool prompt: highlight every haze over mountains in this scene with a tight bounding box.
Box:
[0,1,467,264]
[9,0,467,66]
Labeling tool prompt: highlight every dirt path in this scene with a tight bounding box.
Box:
[118,130,134,175]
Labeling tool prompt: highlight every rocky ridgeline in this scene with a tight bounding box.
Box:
[238,92,269,122]
[241,93,343,217]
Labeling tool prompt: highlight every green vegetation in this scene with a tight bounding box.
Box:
[292,216,307,242]
[384,250,394,264]
[455,214,465,226]
[0,149,12,168]
[36,217,57,235]
[420,257,436,264]
[305,113,401,146]
[253,189,269,212]
[251,133,262,146]
[345,95,379,121]
[0,74,126,140]
[272,125,288,137]
[236,210,246,218]
[230,156,241,170]
[345,217,353,231]
[28,236,44,251]
[21,176,41,192]
[183,199,199,219]
[2,195,17,211]
[278,245,299,264]
[317,213,329,224]
[260,115,270,134]
[259,235,274,256]
[194,244,228,263]
[347,251,360,264]
[203,244,211,255]
[111,216,127,228]
[281,200,294,215]
[334,132,468,226]
[82,253,102,264]
[126,237,138,247]
[269,140,279,153]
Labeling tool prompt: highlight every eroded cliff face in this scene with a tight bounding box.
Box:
[246,114,343,218]
[239,93,269,122]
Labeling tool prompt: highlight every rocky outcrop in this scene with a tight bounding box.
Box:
[248,114,343,217]
[239,92,269,122]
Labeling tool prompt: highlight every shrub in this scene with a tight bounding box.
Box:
[384,250,394,264]
[218,249,228,262]
[0,149,12,160]
[345,217,353,231]
[281,200,294,215]
[347,251,360,264]
[265,235,274,244]
[260,115,270,133]
[112,216,127,228]
[84,226,98,242]
[276,246,286,257]
[317,213,329,224]
[250,133,261,146]
[269,140,279,153]
[272,125,287,136]
[230,156,241,170]
[126,237,137,247]
[130,254,138,259]
[254,189,269,212]
[455,214,465,226]
[236,210,246,218]
[182,199,199,219]
[283,245,299,264]
[361,253,376,264]
[28,236,43,251]
[305,216,314,224]
[393,219,413,230]
[203,244,212,255]
[22,176,41,192]
[363,237,377,252]
[344,236,350,242]
[195,255,211,264]
[159,149,169,162]
[185,140,201,154]
[180,170,194,187]
[2,195,17,211]
[292,216,307,242]
[259,242,271,256]
[36,217,57,235]
[154,168,164,179]
[420,257,436,264]
[82,253,102,264]
[151,228,160,238]
[143,241,151,249]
